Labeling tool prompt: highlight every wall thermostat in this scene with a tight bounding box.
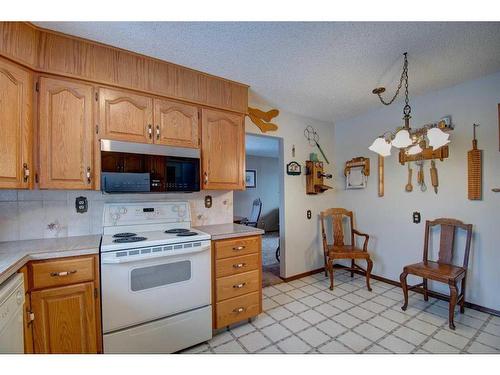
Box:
[75,196,88,214]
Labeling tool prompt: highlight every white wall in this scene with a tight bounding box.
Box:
[0,190,233,241]
[234,155,280,231]
[246,94,336,278]
[334,71,500,310]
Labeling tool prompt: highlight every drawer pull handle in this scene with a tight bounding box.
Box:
[233,263,246,269]
[50,270,77,277]
[233,282,246,289]
[232,246,246,251]
[233,307,246,314]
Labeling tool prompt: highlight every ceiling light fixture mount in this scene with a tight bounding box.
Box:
[369,52,452,157]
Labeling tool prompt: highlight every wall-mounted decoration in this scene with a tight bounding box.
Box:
[306,161,332,194]
[247,107,279,133]
[398,144,449,165]
[286,161,301,175]
[378,155,384,197]
[304,125,330,164]
[344,157,370,190]
[430,160,439,194]
[245,170,256,188]
[468,124,482,200]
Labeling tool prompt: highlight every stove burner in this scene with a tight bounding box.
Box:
[165,228,190,234]
[113,236,147,243]
[113,232,137,238]
[176,231,197,237]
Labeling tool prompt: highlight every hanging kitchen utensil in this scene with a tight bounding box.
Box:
[468,123,482,200]
[416,159,427,192]
[405,162,413,192]
[304,125,330,164]
[378,155,384,197]
[430,160,439,194]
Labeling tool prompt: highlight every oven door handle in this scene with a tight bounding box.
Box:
[101,245,210,264]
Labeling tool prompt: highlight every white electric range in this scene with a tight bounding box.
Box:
[100,201,212,353]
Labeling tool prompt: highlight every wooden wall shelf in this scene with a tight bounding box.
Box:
[398,145,449,165]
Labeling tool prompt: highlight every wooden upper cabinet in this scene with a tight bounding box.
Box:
[38,77,94,189]
[201,108,245,190]
[154,99,199,148]
[31,282,98,354]
[99,87,153,143]
[0,57,32,189]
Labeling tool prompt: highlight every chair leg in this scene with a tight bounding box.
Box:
[400,271,409,311]
[328,260,334,290]
[365,258,373,292]
[460,277,466,314]
[423,278,429,301]
[449,282,458,330]
[350,260,355,277]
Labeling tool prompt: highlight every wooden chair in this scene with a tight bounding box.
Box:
[400,218,473,330]
[241,198,262,228]
[320,208,373,291]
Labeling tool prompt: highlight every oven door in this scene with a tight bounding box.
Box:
[101,244,211,333]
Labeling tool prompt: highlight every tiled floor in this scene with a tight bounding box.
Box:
[182,270,500,354]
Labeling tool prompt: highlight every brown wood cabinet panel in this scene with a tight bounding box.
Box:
[201,108,245,190]
[153,98,199,148]
[19,266,34,353]
[214,235,261,260]
[215,253,260,278]
[30,256,95,290]
[0,22,38,67]
[99,87,153,143]
[215,292,260,329]
[216,270,260,302]
[31,281,98,354]
[0,57,32,189]
[38,77,94,189]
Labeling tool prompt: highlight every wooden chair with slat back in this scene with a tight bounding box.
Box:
[400,218,473,330]
[320,208,373,291]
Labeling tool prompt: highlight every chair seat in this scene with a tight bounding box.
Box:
[327,245,370,259]
[404,261,465,282]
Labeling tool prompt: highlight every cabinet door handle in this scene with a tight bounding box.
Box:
[204,172,208,185]
[232,246,246,251]
[50,270,77,277]
[233,263,246,269]
[233,282,246,289]
[148,124,152,139]
[86,167,91,184]
[232,307,246,314]
[156,125,160,140]
[23,163,30,182]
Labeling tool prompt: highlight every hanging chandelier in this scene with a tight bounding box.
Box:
[368,52,451,157]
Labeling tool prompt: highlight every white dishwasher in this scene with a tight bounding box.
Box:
[0,273,25,354]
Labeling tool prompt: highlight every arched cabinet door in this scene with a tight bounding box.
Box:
[99,87,153,143]
[201,108,245,190]
[38,77,94,189]
[0,57,32,189]
[154,98,199,148]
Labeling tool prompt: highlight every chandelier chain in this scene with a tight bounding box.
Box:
[376,53,410,115]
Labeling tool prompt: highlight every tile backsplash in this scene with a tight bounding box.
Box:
[0,190,233,242]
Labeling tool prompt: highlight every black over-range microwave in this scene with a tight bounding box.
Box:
[100,140,200,193]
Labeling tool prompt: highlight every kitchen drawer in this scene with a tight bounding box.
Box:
[214,235,260,260]
[215,253,260,278]
[216,269,260,302]
[30,256,95,290]
[216,291,260,328]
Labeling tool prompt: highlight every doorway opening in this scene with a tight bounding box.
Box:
[233,133,284,287]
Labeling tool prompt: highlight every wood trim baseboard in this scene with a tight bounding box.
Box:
[283,265,500,317]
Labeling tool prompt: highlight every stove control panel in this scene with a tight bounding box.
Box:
[103,202,191,227]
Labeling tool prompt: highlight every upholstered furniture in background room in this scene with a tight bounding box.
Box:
[400,218,473,330]
[320,208,373,291]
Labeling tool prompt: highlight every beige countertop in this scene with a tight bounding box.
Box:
[195,223,264,240]
[0,235,101,285]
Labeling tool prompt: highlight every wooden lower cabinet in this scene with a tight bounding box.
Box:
[212,235,262,329]
[22,255,102,354]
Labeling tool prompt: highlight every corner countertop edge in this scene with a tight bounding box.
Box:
[194,223,265,241]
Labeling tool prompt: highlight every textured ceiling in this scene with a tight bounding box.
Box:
[34,22,500,123]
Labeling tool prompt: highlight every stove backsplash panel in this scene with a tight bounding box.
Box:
[0,190,233,242]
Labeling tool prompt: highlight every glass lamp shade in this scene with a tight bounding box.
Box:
[391,129,412,148]
[427,127,450,149]
[407,143,423,155]
[368,137,392,157]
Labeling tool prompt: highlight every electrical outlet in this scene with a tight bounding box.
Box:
[75,196,88,213]
[204,195,212,208]
[307,210,312,219]
[413,211,421,224]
